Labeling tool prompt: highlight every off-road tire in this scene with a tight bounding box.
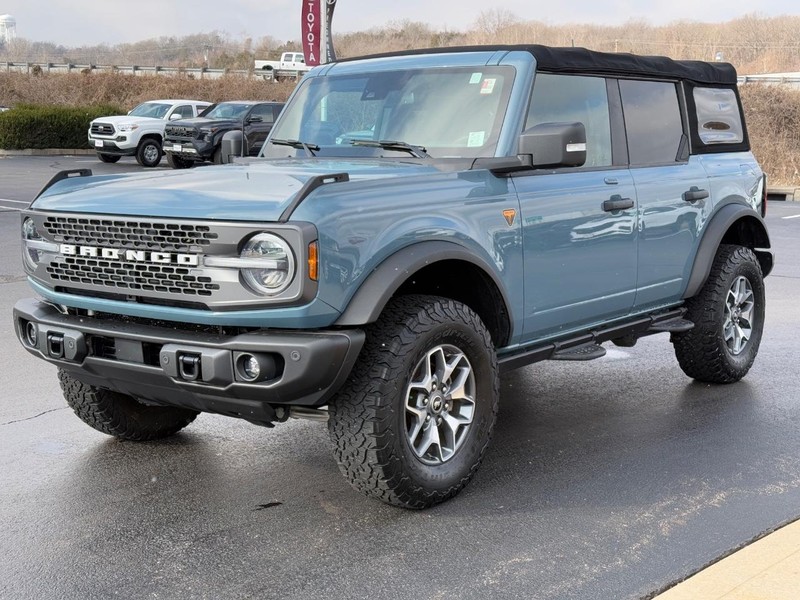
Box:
[212,146,224,164]
[96,153,120,163]
[328,295,499,509]
[135,138,162,168]
[166,153,193,169]
[58,369,198,440]
[673,244,765,383]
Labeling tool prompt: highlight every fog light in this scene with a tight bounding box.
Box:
[25,321,38,346]
[234,352,278,383]
[242,354,260,380]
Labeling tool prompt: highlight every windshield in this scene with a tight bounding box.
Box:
[263,66,514,159]
[129,102,172,119]
[202,103,253,120]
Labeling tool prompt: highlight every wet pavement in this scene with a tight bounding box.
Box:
[1,156,799,599]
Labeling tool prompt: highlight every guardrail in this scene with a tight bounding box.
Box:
[0,61,255,79]
[738,75,800,87]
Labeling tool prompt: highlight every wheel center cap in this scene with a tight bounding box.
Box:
[430,394,444,413]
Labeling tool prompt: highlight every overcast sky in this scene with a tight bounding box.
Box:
[0,0,796,47]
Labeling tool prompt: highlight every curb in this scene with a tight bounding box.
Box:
[0,149,95,156]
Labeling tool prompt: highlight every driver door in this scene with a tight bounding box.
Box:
[513,73,638,341]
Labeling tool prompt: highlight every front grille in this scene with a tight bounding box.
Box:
[91,122,115,136]
[47,257,219,297]
[165,125,197,141]
[43,215,218,253]
[30,211,309,311]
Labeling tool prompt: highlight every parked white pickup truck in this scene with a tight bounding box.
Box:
[88,99,211,167]
[254,52,311,80]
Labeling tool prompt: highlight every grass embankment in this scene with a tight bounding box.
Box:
[740,85,800,187]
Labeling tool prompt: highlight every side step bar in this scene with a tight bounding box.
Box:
[551,343,606,361]
[647,318,694,333]
[498,308,692,373]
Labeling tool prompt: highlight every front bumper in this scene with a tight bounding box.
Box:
[164,138,213,160]
[88,137,137,156]
[14,298,365,424]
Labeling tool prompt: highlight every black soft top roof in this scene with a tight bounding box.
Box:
[347,44,737,86]
[528,45,736,84]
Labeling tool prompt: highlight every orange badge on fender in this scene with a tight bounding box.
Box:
[502,209,516,226]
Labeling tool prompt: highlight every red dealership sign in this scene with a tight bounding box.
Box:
[302,0,336,66]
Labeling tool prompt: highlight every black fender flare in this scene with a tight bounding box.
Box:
[683,203,772,299]
[334,240,512,327]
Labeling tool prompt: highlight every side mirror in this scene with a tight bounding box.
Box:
[519,122,587,168]
[247,115,263,123]
[168,113,183,120]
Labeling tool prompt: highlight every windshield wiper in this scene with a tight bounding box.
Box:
[270,138,319,157]
[351,139,430,158]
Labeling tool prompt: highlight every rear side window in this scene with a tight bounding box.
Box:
[619,80,683,165]
[693,87,744,144]
[526,73,612,168]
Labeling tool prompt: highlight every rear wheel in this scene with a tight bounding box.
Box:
[166,153,193,169]
[328,295,499,509]
[59,370,198,441]
[673,244,765,383]
[136,138,162,167]
[96,153,120,163]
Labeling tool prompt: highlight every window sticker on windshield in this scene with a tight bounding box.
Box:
[480,78,496,94]
[469,72,483,84]
[467,131,486,147]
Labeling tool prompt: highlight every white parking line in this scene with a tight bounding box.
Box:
[0,198,29,204]
[782,214,800,219]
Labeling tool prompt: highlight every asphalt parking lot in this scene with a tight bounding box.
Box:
[1,155,799,599]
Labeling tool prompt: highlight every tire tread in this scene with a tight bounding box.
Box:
[58,370,197,441]
[673,244,764,383]
[328,295,498,509]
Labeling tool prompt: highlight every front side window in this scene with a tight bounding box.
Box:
[263,66,515,159]
[525,73,612,168]
[250,104,275,123]
[693,87,744,144]
[173,105,194,118]
[619,80,684,165]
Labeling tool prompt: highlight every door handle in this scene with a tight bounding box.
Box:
[683,187,709,202]
[602,195,634,212]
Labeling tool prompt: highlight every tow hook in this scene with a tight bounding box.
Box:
[177,353,202,381]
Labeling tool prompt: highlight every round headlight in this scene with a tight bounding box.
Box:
[22,217,42,271]
[240,233,295,295]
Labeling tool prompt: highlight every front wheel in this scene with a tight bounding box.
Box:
[136,138,162,167]
[59,370,198,440]
[328,295,499,509]
[166,153,193,169]
[673,245,765,383]
[96,152,120,163]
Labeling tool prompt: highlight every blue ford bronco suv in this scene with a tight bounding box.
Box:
[15,46,771,508]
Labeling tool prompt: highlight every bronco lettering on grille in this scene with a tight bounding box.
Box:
[58,244,199,266]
